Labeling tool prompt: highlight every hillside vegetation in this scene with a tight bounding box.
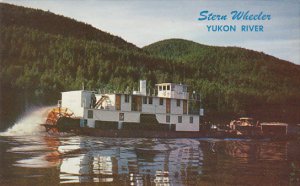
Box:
[144,39,300,118]
[1,3,300,129]
[0,3,137,50]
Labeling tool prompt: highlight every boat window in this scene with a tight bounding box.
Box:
[190,116,193,124]
[167,85,170,90]
[166,115,170,123]
[119,113,124,121]
[88,110,93,119]
[148,97,153,104]
[177,100,181,107]
[159,86,162,91]
[178,116,182,123]
[163,86,166,90]
[125,95,130,103]
[159,98,164,105]
[143,96,147,104]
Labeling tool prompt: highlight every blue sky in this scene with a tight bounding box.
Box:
[2,0,300,64]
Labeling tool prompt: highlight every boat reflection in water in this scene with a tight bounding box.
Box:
[53,137,203,185]
[221,140,288,162]
[5,135,297,185]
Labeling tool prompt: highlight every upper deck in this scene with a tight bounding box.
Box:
[60,80,201,117]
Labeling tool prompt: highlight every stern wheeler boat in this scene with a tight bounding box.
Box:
[42,80,205,138]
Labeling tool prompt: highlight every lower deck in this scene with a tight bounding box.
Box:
[83,109,200,132]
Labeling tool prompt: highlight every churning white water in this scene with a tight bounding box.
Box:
[0,106,53,136]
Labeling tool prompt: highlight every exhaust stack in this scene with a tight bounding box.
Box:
[140,80,147,96]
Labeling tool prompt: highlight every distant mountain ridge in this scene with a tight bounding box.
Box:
[1,3,300,130]
[144,38,296,65]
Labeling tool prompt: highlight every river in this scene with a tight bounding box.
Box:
[0,107,299,185]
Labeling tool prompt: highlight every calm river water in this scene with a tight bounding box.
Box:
[0,108,299,185]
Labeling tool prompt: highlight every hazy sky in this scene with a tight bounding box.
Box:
[2,0,300,64]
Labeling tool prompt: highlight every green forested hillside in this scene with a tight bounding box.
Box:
[144,39,300,119]
[0,3,137,50]
[1,3,300,130]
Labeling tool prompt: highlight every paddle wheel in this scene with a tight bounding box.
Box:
[44,107,74,133]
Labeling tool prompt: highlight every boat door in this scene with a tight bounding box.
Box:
[115,94,121,110]
[166,98,170,113]
[132,96,142,111]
